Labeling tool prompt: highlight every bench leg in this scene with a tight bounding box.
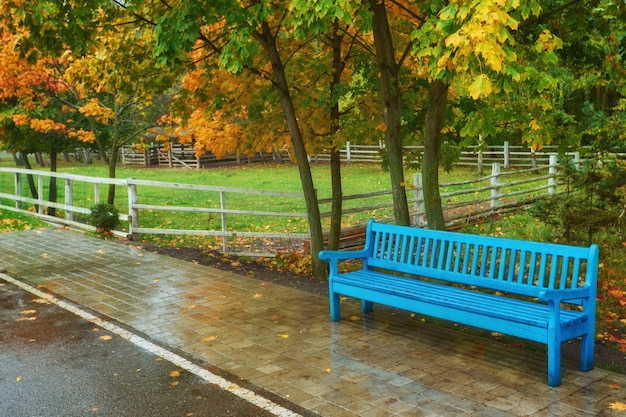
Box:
[362,300,373,314]
[580,333,594,372]
[547,341,562,387]
[330,292,341,322]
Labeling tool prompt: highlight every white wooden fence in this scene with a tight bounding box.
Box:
[0,156,563,255]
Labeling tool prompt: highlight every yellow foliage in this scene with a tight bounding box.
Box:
[79,98,114,124]
[29,118,65,134]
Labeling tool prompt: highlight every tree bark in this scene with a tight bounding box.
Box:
[257,23,326,280]
[19,151,39,202]
[422,79,449,230]
[368,0,410,226]
[327,18,343,251]
[107,144,118,205]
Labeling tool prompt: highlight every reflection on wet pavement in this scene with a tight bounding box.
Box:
[1,228,626,416]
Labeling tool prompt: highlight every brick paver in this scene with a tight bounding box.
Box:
[1,228,625,416]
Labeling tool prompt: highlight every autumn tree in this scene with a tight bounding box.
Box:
[61,19,176,204]
[0,28,97,214]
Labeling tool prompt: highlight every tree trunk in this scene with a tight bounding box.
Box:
[19,151,39,202]
[259,23,326,280]
[48,149,58,217]
[107,144,119,205]
[369,0,410,226]
[422,80,449,230]
[328,148,342,250]
[327,18,343,251]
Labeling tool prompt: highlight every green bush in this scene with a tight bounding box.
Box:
[89,203,120,233]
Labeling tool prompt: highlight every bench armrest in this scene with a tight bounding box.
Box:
[319,249,369,276]
[538,287,590,303]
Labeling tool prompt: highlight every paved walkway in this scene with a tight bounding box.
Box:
[1,228,625,417]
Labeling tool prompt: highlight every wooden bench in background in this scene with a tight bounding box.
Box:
[319,219,599,387]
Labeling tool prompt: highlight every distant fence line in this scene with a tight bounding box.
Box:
[0,155,563,255]
[120,140,581,169]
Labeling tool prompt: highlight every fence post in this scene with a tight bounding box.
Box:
[14,172,22,210]
[504,141,510,169]
[219,191,228,252]
[37,175,44,214]
[127,179,139,241]
[490,163,501,208]
[64,178,74,221]
[93,183,101,205]
[346,141,351,163]
[413,173,426,226]
[573,151,580,170]
[548,154,557,195]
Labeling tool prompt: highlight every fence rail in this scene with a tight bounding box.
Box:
[0,155,564,255]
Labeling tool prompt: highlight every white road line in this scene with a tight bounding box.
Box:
[1,273,304,417]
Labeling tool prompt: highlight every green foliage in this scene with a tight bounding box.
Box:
[89,203,120,233]
[530,158,626,245]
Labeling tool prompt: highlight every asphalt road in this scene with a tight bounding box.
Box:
[0,279,306,417]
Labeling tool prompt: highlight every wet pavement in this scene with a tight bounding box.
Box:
[0,281,281,417]
[1,227,626,416]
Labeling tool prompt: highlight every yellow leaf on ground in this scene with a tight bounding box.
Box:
[98,335,113,340]
[202,336,218,342]
[170,381,179,387]
[608,383,621,389]
[170,370,180,378]
[16,376,22,382]
[253,293,263,298]
[349,316,360,321]
[17,317,37,321]
[609,402,626,411]
[280,334,289,339]
[21,309,37,315]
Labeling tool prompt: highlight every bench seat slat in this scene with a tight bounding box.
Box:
[335,271,586,329]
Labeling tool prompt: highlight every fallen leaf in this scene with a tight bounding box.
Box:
[153,279,160,283]
[170,381,179,387]
[97,249,105,254]
[91,407,100,412]
[202,336,218,342]
[608,383,621,389]
[17,317,37,321]
[21,309,37,315]
[170,370,180,378]
[156,358,163,362]
[16,376,22,382]
[609,402,626,411]
[253,293,263,298]
[280,334,289,338]
[260,282,269,287]
[33,299,49,304]
[231,261,241,267]
[98,335,113,341]
[349,316,360,321]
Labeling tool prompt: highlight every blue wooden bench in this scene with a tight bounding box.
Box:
[319,219,599,387]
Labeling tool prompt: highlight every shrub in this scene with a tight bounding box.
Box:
[89,203,120,233]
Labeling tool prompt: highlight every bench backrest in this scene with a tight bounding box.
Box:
[363,220,599,301]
